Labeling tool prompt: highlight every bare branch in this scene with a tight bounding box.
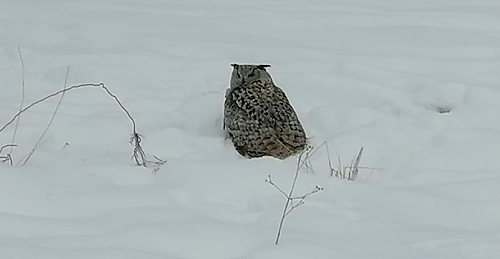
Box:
[265,175,289,198]
[296,145,314,173]
[100,84,137,133]
[349,147,364,181]
[130,133,146,166]
[0,154,13,165]
[0,144,16,165]
[21,66,70,166]
[0,144,17,154]
[0,83,105,134]
[284,199,305,217]
[268,151,323,245]
[328,147,366,181]
[150,155,167,173]
[1,80,163,167]
[345,166,382,170]
[129,133,166,168]
[8,46,26,159]
[291,185,324,200]
[273,152,303,245]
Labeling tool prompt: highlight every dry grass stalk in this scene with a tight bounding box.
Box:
[1,80,164,167]
[266,150,324,245]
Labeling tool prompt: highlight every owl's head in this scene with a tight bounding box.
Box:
[230,64,273,87]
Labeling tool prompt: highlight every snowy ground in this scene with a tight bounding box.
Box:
[1,0,500,258]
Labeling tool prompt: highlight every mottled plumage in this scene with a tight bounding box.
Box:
[223,64,307,159]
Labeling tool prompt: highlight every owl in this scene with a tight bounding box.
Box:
[223,64,307,159]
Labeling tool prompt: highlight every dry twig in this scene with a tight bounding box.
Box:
[0,144,16,165]
[20,66,70,165]
[266,151,323,245]
[1,81,164,167]
[8,46,26,159]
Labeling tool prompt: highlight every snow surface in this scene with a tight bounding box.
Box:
[1,0,500,258]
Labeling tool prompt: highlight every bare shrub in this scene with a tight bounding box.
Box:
[1,63,164,168]
[266,149,323,245]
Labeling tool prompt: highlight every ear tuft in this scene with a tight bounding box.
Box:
[257,64,271,69]
[230,63,239,68]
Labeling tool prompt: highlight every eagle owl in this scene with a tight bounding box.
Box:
[223,64,307,159]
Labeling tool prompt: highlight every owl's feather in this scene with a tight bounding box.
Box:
[224,64,306,159]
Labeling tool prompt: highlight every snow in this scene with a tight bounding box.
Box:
[1,0,500,258]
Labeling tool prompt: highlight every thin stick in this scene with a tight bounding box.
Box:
[336,154,342,178]
[348,153,355,179]
[284,200,305,217]
[151,155,167,173]
[349,147,364,181]
[275,153,303,245]
[324,142,334,176]
[291,186,323,200]
[21,66,70,166]
[130,133,146,166]
[303,145,316,174]
[285,186,323,217]
[0,144,16,165]
[345,166,382,170]
[0,154,12,164]
[266,150,323,245]
[9,46,26,158]
[265,175,289,198]
[0,144,17,154]
[305,141,326,158]
[100,84,137,133]
[0,81,160,167]
[296,145,314,173]
[0,83,104,134]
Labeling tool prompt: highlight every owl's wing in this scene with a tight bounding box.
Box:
[225,85,306,153]
[269,87,307,148]
[270,87,299,122]
[225,86,276,127]
[223,88,231,130]
[225,85,305,134]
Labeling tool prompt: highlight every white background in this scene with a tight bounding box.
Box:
[1,1,499,258]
